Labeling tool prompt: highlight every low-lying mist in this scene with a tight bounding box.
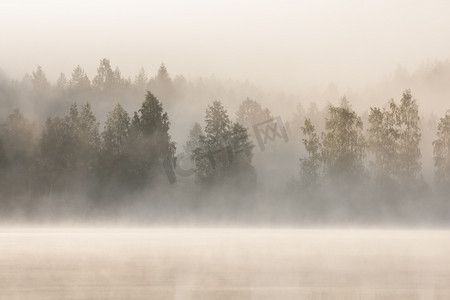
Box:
[1,59,450,226]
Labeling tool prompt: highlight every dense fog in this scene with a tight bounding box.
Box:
[1,0,450,225]
[0,59,450,225]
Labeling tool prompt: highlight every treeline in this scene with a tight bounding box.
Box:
[0,93,171,202]
[1,60,450,223]
[0,92,258,214]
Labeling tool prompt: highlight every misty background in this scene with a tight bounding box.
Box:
[1,0,450,225]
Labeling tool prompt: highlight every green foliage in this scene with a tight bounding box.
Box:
[368,104,399,181]
[40,103,100,192]
[102,103,130,156]
[368,90,422,185]
[193,101,256,190]
[1,109,37,165]
[321,104,366,182]
[0,138,5,169]
[433,110,450,189]
[299,118,322,188]
[126,91,176,185]
[236,98,271,129]
[396,90,422,182]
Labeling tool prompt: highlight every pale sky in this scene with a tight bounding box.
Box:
[1,0,450,91]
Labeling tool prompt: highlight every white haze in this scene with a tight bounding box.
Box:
[1,0,450,92]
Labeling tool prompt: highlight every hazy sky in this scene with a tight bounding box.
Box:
[1,0,450,91]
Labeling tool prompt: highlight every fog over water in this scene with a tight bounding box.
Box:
[2,2,450,298]
[1,228,450,299]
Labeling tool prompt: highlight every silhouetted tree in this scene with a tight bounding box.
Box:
[149,63,173,101]
[70,65,91,91]
[102,103,130,156]
[134,67,148,91]
[0,110,38,196]
[193,100,256,190]
[127,91,176,185]
[40,103,100,193]
[93,59,115,90]
[55,73,68,90]
[31,66,50,93]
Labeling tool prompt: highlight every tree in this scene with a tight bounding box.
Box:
[93,58,115,90]
[236,98,271,130]
[40,103,100,192]
[204,100,232,146]
[55,73,68,90]
[0,137,5,168]
[193,101,232,185]
[77,103,100,168]
[0,109,37,167]
[433,110,450,189]
[228,122,256,190]
[321,104,366,183]
[290,103,306,143]
[40,115,75,192]
[367,90,421,188]
[368,103,399,182]
[156,63,171,84]
[0,110,38,197]
[149,63,173,101]
[128,91,176,184]
[193,100,256,190]
[97,103,132,191]
[299,118,322,188]
[396,90,422,182]
[184,123,203,155]
[31,66,50,92]
[102,103,130,156]
[70,65,91,90]
[134,68,148,90]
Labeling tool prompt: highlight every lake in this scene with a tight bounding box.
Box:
[0,228,449,299]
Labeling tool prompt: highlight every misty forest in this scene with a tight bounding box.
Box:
[1,59,450,224]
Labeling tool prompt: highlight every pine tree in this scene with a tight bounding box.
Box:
[55,73,68,90]
[102,103,130,156]
[77,103,100,169]
[93,58,115,90]
[149,63,173,101]
[193,100,255,189]
[134,68,148,90]
[70,65,91,90]
[128,91,176,184]
[31,66,50,92]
